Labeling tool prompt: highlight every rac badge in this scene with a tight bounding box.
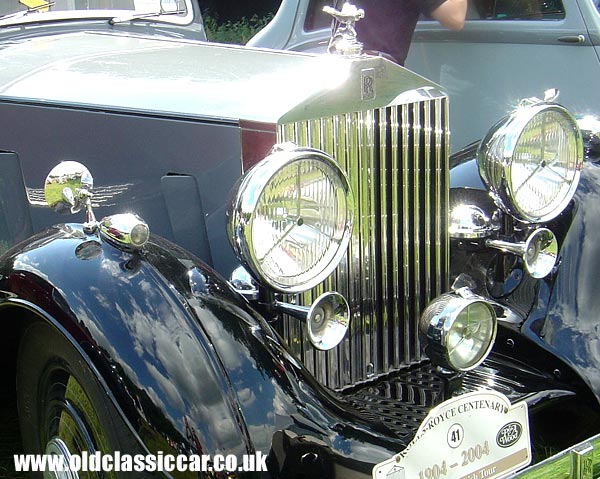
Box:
[496,422,523,448]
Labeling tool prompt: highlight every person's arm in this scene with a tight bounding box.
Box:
[430,0,467,30]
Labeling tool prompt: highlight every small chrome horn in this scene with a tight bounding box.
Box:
[275,292,350,350]
[486,228,558,279]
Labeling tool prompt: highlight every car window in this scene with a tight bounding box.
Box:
[304,0,566,33]
[466,0,565,20]
[305,0,333,32]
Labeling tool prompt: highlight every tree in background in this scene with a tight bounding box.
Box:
[199,0,281,22]
[199,0,281,44]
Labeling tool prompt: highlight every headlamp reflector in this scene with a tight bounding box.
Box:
[228,144,354,293]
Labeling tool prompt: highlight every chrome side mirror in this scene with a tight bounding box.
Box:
[45,161,97,232]
[44,161,150,248]
[44,161,93,215]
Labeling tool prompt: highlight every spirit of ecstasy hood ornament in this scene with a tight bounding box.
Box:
[323,2,365,56]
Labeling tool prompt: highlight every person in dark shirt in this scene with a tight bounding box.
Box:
[355,0,467,64]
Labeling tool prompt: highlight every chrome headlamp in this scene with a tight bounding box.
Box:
[420,290,497,372]
[478,102,583,223]
[228,144,354,293]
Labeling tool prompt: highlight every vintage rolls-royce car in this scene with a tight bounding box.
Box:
[0,1,599,478]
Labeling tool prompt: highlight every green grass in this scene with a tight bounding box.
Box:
[203,11,273,44]
[44,178,81,209]
[512,433,600,479]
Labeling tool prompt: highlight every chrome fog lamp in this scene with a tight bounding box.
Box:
[228,144,354,293]
[420,290,497,372]
[478,102,583,223]
[487,227,558,279]
[275,292,350,350]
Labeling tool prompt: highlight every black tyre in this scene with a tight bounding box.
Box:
[17,322,125,479]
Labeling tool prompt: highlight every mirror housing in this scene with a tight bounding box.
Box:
[44,161,94,215]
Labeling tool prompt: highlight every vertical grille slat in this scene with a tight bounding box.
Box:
[277,97,449,389]
[411,102,422,361]
[358,110,372,380]
[401,103,412,366]
[379,107,393,371]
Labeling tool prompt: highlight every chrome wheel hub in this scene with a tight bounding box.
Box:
[44,436,79,479]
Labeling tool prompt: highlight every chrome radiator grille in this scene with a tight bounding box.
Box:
[277,97,450,389]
